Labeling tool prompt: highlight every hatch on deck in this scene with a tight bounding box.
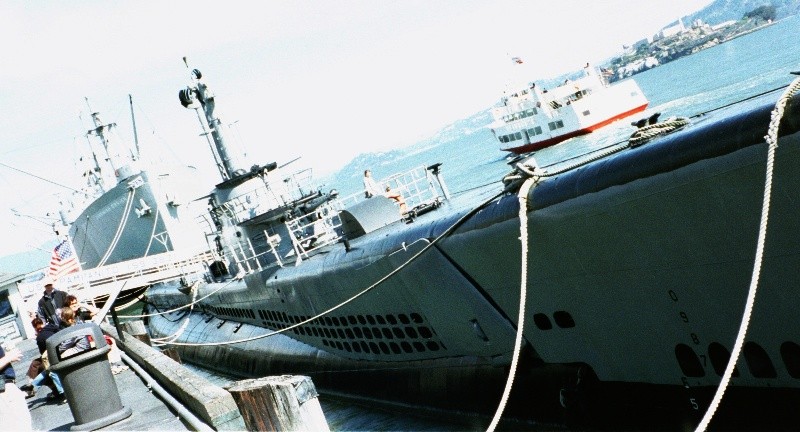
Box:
[339,196,402,239]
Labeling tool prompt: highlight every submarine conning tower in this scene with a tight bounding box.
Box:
[179,64,249,182]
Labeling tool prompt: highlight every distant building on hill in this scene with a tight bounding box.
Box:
[604,4,789,83]
[653,18,687,41]
[617,57,660,79]
[712,20,737,31]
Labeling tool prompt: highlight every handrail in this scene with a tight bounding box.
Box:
[54,249,213,298]
[284,202,343,258]
[336,165,440,210]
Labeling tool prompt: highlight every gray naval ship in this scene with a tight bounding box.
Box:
[145,66,800,427]
[59,108,207,270]
[50,101,210,305]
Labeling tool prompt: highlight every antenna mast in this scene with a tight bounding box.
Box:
[129,94,141,159]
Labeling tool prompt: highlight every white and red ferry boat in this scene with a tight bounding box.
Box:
[489,66,649,154]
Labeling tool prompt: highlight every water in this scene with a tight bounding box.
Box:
[326,16,800,200]
[184,363,474,431]
[188,16,800,431]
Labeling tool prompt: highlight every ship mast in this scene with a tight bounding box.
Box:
[129,94,141,159]
[179,57,248,182]
[84,98,138,185]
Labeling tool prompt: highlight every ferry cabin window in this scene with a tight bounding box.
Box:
[527,126,543,136]
[503,108,538,123]
[548,120,564,131]
[582,110,591,116]
[500,133,525,142]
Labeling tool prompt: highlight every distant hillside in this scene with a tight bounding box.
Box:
[328,2,797,186]
[324,108,494,196]
[688,0,800,24]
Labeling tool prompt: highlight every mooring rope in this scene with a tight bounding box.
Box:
[104,293,145,312]
[695,73,800,432]
[502,138,628,187]
[486,174,538,432]
[691,83,793,118]
[151,282,200,344]
[157,180,523,347]
[116,280,225,319]
[628,116,690,147]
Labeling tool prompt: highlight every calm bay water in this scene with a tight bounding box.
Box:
[190,16,800,431]
[327,16,800,200]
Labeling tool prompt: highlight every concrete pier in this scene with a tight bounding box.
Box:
[8,322,329,431]
[13,337,194,431]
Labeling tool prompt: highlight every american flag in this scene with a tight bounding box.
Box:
[49,240,80,278]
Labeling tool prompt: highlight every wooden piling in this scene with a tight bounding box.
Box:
[227,375,329,432]
[161,347,182,364]
[120,320,151,346]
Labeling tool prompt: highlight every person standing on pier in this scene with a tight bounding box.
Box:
[36,279,68,326]
[1,343,33,431]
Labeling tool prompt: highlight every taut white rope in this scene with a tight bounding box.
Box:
[152,282,200,344]
[486,175,538,432]
[117,280,225,319]
[695,75,800,432]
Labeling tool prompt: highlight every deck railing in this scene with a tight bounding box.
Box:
[21,249,215,303]
[285,202,345,259]
[337,165,441,211]
[201,166,446,272]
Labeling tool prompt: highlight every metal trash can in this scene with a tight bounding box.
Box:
[47,322,132,431]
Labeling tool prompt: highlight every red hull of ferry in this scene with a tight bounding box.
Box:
[504,103,649,154]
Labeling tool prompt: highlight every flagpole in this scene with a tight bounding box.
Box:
[63,234,92,300]
[505,54,527,96]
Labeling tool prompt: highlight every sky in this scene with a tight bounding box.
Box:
[0,0,713,260]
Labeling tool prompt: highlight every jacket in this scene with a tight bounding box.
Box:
[37,289,69,325]
[36,322,63,355]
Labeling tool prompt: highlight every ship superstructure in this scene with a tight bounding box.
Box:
[489,66,648,154]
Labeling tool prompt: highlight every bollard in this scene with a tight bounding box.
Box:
[47,323,132,431]
[227,375,329,432]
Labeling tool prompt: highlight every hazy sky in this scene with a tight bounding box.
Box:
[0,0,712,259]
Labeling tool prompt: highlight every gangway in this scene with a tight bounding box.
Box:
[19,250,214,306]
